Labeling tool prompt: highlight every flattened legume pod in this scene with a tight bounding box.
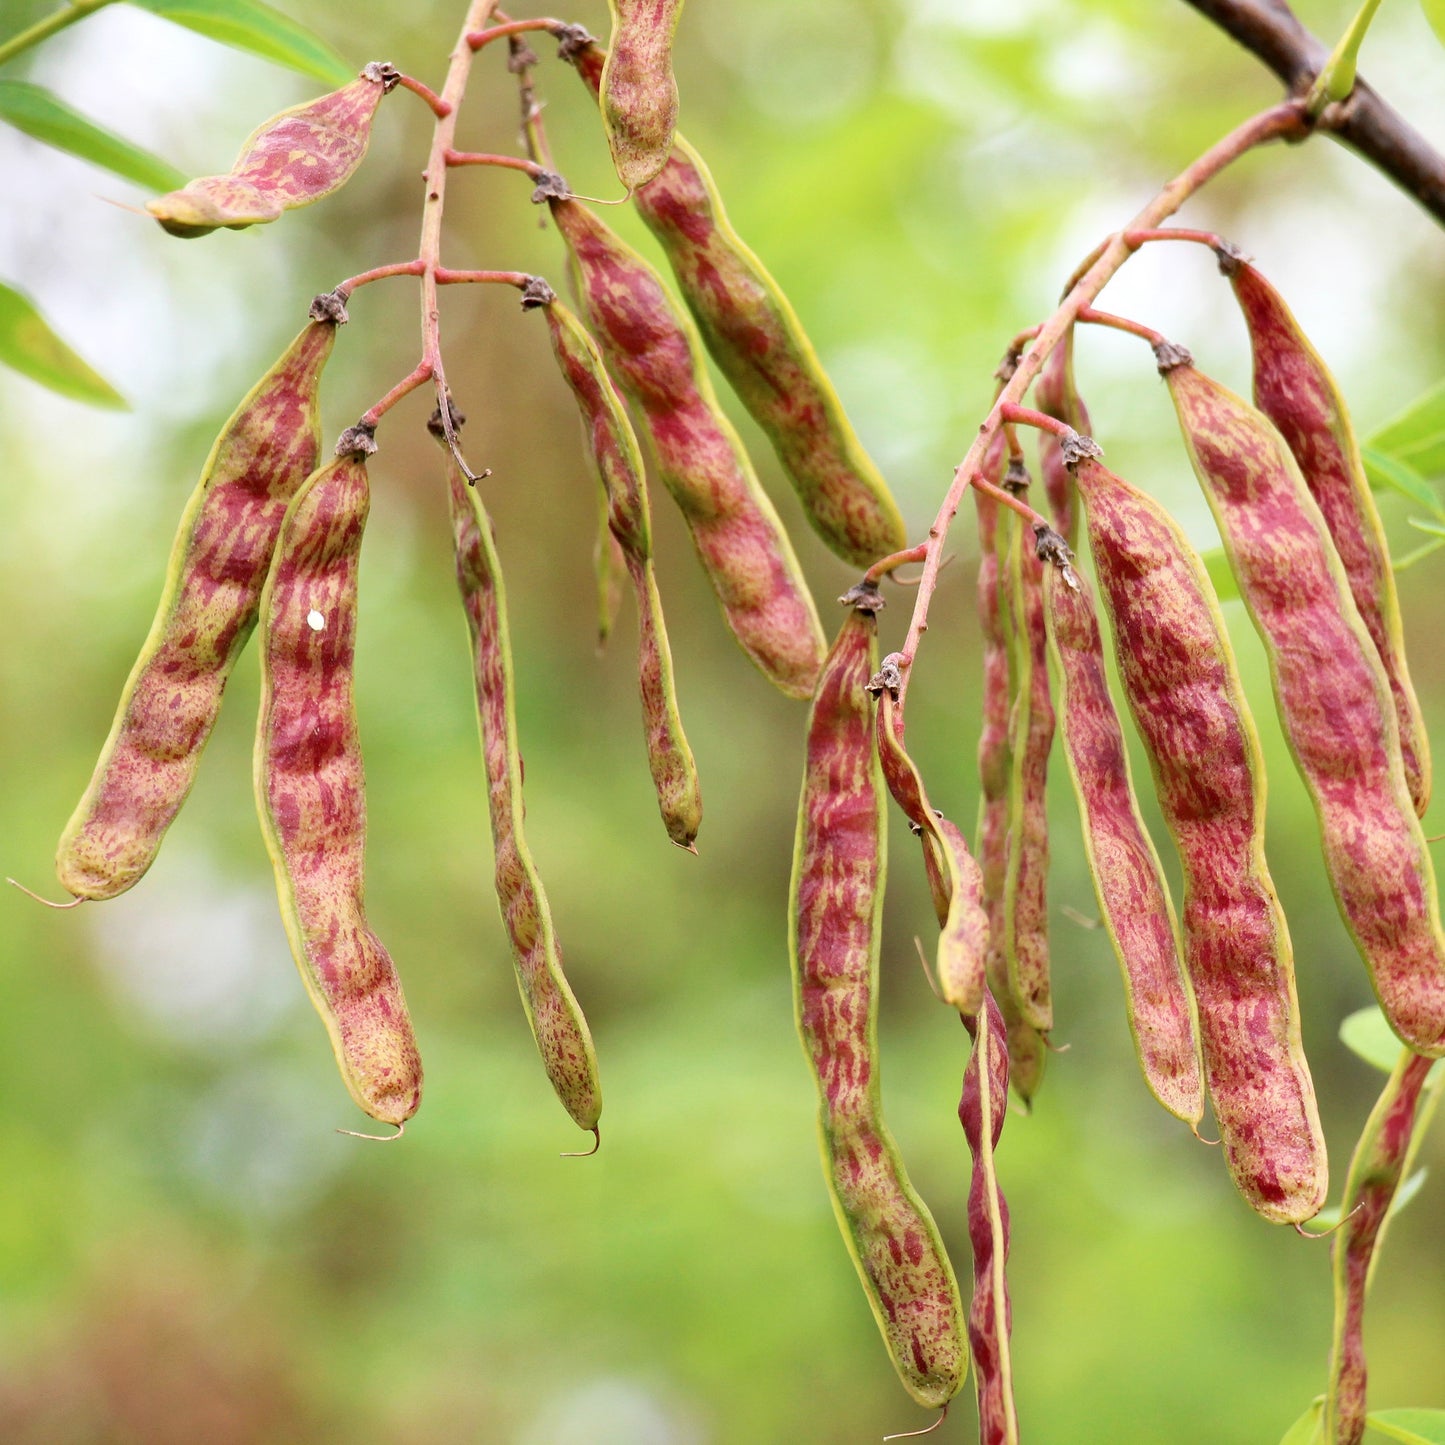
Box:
[546,193,825,699]
[541,296,701,848]
[789,598,966,1410]
[1038,540,1204,1125]
[444,445,602,1135]
[1225,258,1430,816]
[959,994,1018,1445]
[1162,355,1445,1058]
[1074,454,1326,1223]
[600,0,684,191]
[1325,1049,1439,1445]
[59,312,339,900]
[1033,326,1089,549]
[148,64,397,237]
[254,446,421,1127]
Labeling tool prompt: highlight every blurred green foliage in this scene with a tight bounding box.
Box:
[2,1,1445,1441]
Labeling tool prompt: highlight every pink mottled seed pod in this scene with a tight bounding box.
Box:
[600,0,684,191]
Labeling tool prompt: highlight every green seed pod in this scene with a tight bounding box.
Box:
[444,447,601,1136]
[593,491,627,649]
[1162,354,1445,1058]
[1225,258,1430,816]
[789,598,966,1410]
[1325,1050,1438,1445]
[59,313,339,900]
[148,64,397,237]
[546,194,825,699]
[600,0,684,191]
[1038,541,1204,1125]
[1074,454,1326,1223]
[541,297,701,848]
[254,449,422,1127]
[1033,326,1089,550]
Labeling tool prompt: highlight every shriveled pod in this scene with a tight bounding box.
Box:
[1073,454,1326,1223]
[254,444,421,1127]
[443,440,601,1137]
[563,39,906,568]
[1224,257,1430,816]
[1033,325,1090,549]
[788,598,966,1410]
[1037,535,1204,1125]
[1162,353,1445,1058]
[540,295,701,849]
[599,0,684,191]
[59,308,341,900]
[1000,489,1054,1034]
[148,63,397,237]
[959,994,1017,1445]
[545,193,825,699]
[1325,1050,1439,1445]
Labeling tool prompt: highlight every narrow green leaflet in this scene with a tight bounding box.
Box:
[1421,0,1445,48]
[1369,1408,1445,1443]
[1407,517,1445,539]
[1200,546,1240,602]
[1279,1398,1324,1445]
[1362,446,1443,518]
[127,0,352,85]
[1369,378,1445,478]
[0,80,185,192]
[0,281,126,408]
[1340,1006,1445,1079]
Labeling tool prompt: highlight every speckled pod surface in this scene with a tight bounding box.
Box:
[600,0,683,191]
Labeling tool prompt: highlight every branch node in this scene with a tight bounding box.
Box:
[310,289,350,325]
[1153,338,1194,373]
[335,422,378,458]
[1060,429,1103,469]
[519,275,556,310]
[362,60,402,92]
[530,170,571,204]
[555,23,598,63]
[839,580,886,614]
[865,652,905,699]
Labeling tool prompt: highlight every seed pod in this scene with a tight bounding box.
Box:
[1001,496,1054,1033]
[594,494,627,648]
[959,994,1018,1445]
[868,652,989,1016]
[254,449,421,1127]
[1226,259,1430,816]
[600,0,683,191]
[562,43,905,567]
[546,195,825,699]
[1038,543,1204,1125]
[1325,1050,1437,1445]
[1074,455,1326,1223]
[1033,326,1090,549]
[59,314,339,900]
[1162,356,1445,1058]
[789,599,966,1410]
[148,63,397,237]
[444,446,602,1134]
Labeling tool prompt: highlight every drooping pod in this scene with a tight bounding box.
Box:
[59,308,341,901]
[1161,352,1445,1059]
[1037,533,1204,1126]
[1325,1050,1439,1445]
[544,191,825,699]
[148,64,397,237]
[1033,326,1089,549]
[599,0,684,191]
[443,438,602,1136]
[254,442,421,1127]
[959,994,1018,1445]
[539,294,701,849]
[1073,454,1326,1223]
[788,596,966,1410]
[866,646,989,1016]
[1224,257,1430,816]
[562,39,906,568]
[593,495,627,649]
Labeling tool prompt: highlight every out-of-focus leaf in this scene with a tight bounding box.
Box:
[0,280,126,408]
[1390,1167,1428,1219]
[127,0,352,85]
[1369,378,1445,478]
[1279,1398,1324,1445]
[1362,446,1443,517]
[1421,0,1445,49]
[1369,1408,1445,1443]
[1407,517,1445,539]
[1201,546,1239,602]
[1341,1006,1410,1073]
[0,79,186,191]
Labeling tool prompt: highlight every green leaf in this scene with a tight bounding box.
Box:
[1420,0,1445,49]
[1407,517,1445,539]
[1279,1398,1324,1445]
[0,280,126,409]
[0,79,186,192]
[1390,1167,1428,1219]
[1201,546,1239,602]
[1369,378,1445,478]
[1341,1006,1410,1073]
[1362,446,1443,518]
[1369,1407,1445,1443]
[127,0,352,86]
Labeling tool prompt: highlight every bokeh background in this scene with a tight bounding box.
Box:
[3,1,1445,1440]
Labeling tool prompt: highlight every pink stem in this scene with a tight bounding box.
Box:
[394,72,453,118]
